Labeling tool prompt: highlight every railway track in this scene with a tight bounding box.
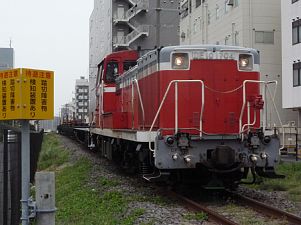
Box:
[169,190,301,225]
[226,190,301,225]
[169,191,238,225]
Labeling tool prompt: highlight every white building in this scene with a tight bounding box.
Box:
[60,101,76,123]
[180,0,298,127]
[282,0,301,124]
[75,76,89,122]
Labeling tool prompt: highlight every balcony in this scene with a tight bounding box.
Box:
[126,0,138,6]
[113,25,149,48]
[113,0,148,24]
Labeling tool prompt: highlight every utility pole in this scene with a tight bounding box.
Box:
[156,0,161,48]
[296,127,298,161]
[20,120,30,225]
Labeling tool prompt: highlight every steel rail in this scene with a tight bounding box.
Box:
[227,191,301,225]
[169,191,238,225]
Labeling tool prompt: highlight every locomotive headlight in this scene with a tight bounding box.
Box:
[240,58,249,67]
[175,57,184,66]
[172,53,189,69]
[165,136,175,146]
[239,54,253,71]
[260,152,267,159]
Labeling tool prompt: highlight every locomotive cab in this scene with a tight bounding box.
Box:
[94,50,138,129]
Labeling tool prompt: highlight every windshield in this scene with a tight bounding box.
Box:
[106,61,118,83]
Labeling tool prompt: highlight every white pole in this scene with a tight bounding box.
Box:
[20,120,30,225]
[36,172,56,225]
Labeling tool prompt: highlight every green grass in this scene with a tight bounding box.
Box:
[99,176,120,187]
[55,159,147,225]
[37,133,69,170]
[247,162,301,202]
[36,134,148,225]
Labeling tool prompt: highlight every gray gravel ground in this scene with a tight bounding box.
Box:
[57,135,301,224]
[58,135,215,225]
[235,186,301,217]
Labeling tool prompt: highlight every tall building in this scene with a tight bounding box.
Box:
[60,101,76,123]
[179,0,298,127]
[38,117,60,132]
[89,0,180,120]
[0,48,14,70]
[75,76,89,122]
[282,0,301,124]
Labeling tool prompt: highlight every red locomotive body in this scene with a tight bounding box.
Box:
[94,50,138,129]
[89,45,281,186]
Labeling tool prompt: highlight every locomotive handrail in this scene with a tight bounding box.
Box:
[131,79,145,129]
[241,109,257,135]
[239,80,284,149]
[266,82,285,150]
[149,80,205,152]
[240,80,265,136]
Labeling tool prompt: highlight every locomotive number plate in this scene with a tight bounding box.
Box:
[191,51,236,60]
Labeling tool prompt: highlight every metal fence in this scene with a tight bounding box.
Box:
[0,128,43,225]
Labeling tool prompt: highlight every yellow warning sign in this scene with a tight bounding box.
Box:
[0,68,54,120]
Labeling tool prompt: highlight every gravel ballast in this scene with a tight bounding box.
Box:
[58,135,213,225]
[57,134,301,224]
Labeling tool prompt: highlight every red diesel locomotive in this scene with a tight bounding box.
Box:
[87,45,282,186]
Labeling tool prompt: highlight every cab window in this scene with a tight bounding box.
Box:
[106,61,119,83]
[96,62,103,86]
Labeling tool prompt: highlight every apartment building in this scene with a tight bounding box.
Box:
[75,76,89,122]
[89,0,180,120]
[60,101,75,123]
[282,0,301,124]
[180,0,298,128]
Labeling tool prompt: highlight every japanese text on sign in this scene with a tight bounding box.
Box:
[0,68,54,120]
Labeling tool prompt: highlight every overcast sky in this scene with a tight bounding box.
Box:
[0,0,94,116]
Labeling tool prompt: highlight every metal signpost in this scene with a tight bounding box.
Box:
[0,68,54,225]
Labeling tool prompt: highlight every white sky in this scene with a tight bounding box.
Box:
[0,0,94,116]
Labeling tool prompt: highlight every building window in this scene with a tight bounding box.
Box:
[196,0,202,8]
[293,62,301,87]
[234,0,239,7]
[216,5,220,20]
[235,31,239,46]
[224,0,229,14]
[292,19,301,45]
[225,36,230,45]
[207,10,211,25]
[255,31,274,44]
